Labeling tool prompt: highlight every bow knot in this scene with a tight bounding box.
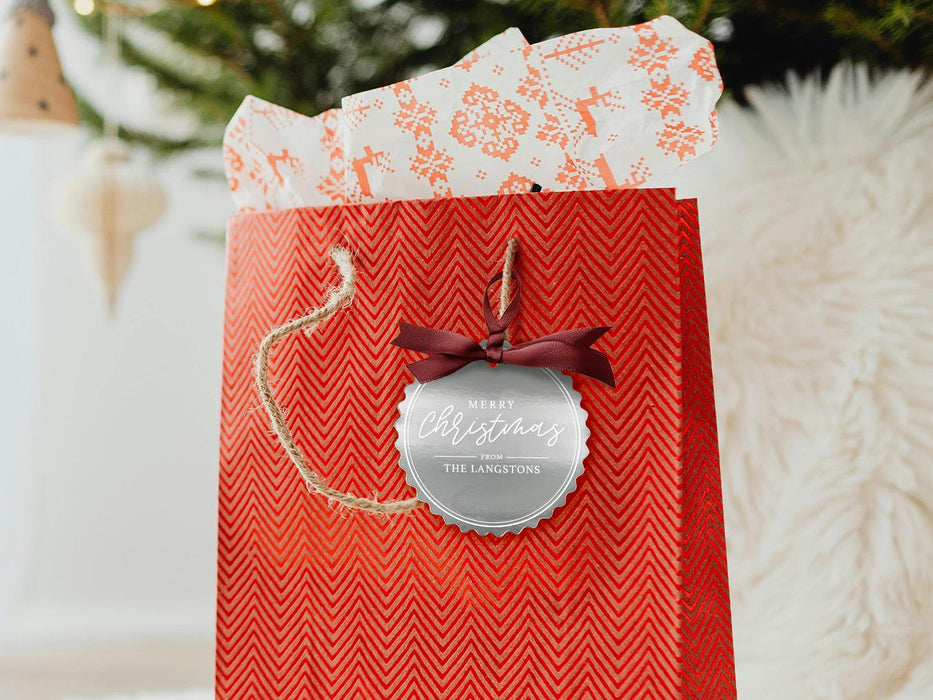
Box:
[391,271,615,387]
[486,333,505,363]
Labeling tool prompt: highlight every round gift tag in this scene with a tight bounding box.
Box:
[395,362,590,536]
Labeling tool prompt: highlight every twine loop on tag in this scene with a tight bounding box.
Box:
[485,270,519,364]
[390,246,614,386]
[255,239,519,514]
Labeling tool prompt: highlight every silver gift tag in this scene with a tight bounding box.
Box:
[395,363,590,536]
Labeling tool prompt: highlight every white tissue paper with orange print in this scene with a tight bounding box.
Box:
[224,16,722,211]
[223,28,528,211]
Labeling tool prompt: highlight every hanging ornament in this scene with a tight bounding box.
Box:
[50,8,166,312]
[52,138,166,311]
[0,0,80,131]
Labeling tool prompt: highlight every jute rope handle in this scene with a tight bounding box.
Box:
[255,238,519,514]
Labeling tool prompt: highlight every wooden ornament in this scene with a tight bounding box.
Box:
[52,139,167,311]
[0,0,79,131]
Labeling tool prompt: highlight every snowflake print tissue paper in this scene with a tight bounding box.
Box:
[224,28,529,211]
[224,16,721,210]
[342,15,720,201]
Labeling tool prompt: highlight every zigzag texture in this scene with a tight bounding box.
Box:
[216,188,735,698]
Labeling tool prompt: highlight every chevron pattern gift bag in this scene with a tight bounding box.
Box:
[216,187,735,698]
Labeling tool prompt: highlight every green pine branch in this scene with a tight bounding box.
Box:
[72,0,931,156]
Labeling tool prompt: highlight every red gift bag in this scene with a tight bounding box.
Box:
[216,188,735,698]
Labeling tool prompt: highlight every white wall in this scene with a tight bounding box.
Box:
[0,131,232,649]
[0,137,46,643]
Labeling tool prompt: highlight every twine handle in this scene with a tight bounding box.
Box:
[255,239,519,514]
[499,237,519,338]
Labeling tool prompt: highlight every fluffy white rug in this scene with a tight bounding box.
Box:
[70,64,933,700]
[677,63,933,699]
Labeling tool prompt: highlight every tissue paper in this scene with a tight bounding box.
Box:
[224,28,528,211]
[342,16,721,202]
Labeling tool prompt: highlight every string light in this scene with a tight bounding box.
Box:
[74,0,96,15]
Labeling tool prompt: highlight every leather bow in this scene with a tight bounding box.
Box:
[391,272,615,387]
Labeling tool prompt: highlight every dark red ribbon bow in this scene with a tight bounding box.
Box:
[391,272,615,387]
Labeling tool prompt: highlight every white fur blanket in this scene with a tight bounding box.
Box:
[68,64,933,700]
[676,63,933,699]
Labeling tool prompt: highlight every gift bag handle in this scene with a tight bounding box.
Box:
[255,238,519,514]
